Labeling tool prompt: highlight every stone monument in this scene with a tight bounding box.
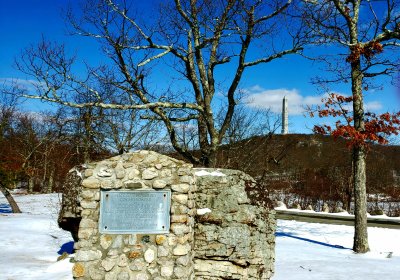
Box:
[60,151,275,280]
[194,168,275,279]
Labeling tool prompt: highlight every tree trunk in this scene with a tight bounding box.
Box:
[352,146,369,253]
[351,56,370,253]
[28,176,34,193]
[0,183,22,213]
[205,148,217,168]
[46,168,54,193]
[346,169,353,212]
[345,187,351,212]
[83,110,93,163]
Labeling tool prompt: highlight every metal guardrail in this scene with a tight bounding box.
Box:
[276,209,400,229]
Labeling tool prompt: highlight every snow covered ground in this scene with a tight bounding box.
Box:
[1,193,399,280]
[0,193,73,280]
[274,220,400,280]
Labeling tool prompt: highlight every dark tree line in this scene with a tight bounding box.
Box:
[0,90,166,200]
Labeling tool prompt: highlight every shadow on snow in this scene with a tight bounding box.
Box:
[57,241,74,255]
[0,203,12,213]
[275,231,351,250]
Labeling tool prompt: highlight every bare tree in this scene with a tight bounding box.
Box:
[8,0,306,167]
[305,0,400,253]
[220,106,281,145]
[102,108,162,154]
[0,182,21,213]
[216,105,282,173]
[95,83,163,154]
[0,92,22,213]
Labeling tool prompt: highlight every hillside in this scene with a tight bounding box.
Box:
[213,134,400,213]
[216,134,399,180]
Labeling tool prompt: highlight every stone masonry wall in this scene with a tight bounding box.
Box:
[69,152,276,280]
[193,168,276,279]
[72,151,196,280]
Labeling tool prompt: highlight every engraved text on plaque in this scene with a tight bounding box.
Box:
[99,190,171,234]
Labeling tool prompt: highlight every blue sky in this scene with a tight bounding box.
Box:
[1,0,399,135]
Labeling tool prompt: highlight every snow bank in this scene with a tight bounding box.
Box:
[275,204,400,221]
[196,208,212,215]
[195,170,226,177]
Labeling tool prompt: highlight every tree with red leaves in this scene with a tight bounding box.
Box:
[312,93,400,147]
[305,0,400,253]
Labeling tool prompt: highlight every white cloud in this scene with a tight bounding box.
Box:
[365,101,383,111]
[243,86,326,115]
[243,86,383,115]
[0,77,45,93]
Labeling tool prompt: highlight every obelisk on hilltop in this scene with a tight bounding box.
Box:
[281,96,288,134]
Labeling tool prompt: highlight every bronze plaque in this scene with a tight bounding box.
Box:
[99,190,171,234]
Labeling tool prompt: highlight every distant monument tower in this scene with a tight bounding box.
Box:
[281,96,288,134]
